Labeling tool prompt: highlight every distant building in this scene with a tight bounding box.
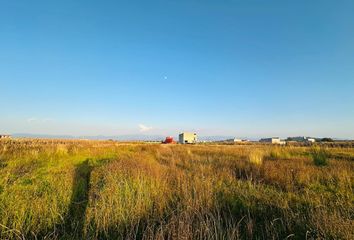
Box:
[0,134,11,139]
[260,137,285,145]
[224,138,251,143]
[225,138,242,143]
[179,132,197,144]
[287,136,316,143]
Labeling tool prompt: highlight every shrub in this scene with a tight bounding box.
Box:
[311,148,328,166]
[321,138,334,142]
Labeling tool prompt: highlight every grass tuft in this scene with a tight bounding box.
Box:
[311,148,329,166]
[248,149,264,165]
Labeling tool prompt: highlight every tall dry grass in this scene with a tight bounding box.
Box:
[0,139,353,239]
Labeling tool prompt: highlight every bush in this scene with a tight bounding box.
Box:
[321,138,334,142]
[311,148,328,166]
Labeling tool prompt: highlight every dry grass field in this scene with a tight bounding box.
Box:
[0,139,353,239]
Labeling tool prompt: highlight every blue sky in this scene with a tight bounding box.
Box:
[1,0,354,138]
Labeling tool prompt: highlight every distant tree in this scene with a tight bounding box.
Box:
[321,138,334,142]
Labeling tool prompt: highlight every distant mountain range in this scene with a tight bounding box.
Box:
[9,133,350,141]
[12,133,165,141]
[11,133,249,141]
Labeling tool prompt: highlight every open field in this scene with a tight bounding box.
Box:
[0,139,353,239]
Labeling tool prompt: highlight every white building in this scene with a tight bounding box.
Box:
[307,138,316,143]
[260,137,285,145]
[179,132,197,144]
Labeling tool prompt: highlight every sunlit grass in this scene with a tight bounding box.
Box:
[0,139,353,239]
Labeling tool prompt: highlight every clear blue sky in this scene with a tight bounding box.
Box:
[1,0,353,138]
